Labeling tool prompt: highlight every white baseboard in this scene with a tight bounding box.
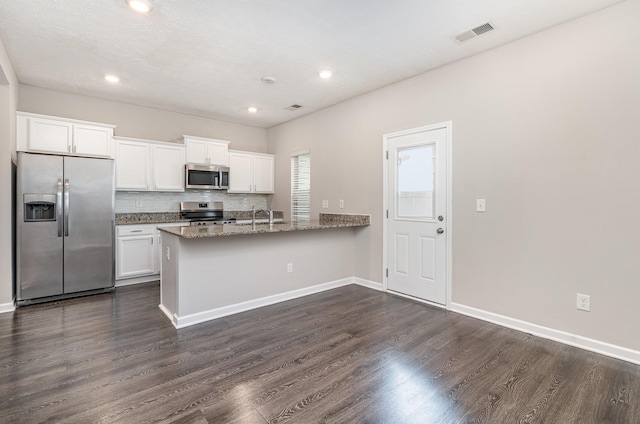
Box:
[353,277,384,291]
[158,303,178,327]
[0,302,15,313]
[451,302,640,365]
[169,278,356,329]
[116,275,159,287]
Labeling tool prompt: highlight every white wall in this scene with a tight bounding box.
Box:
[18,85,268,152]
[0,36,18,310]
[267,1,640,351]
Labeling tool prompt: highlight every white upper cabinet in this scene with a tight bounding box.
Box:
[228,150,275,194]
[152,143,185,191]
[73,124,113,157]
[254,155,275,193]
[115,139,150,191]
[228,151,253,193]
[184,135,230,166]
[115,137,185,192]
[17,112,114,158]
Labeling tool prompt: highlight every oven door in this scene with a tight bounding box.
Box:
[185,164,220,189]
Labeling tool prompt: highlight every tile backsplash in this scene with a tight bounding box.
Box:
[115,191,268,213]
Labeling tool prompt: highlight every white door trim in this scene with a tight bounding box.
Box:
[382,121,453,309]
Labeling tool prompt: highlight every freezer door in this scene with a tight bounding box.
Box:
[16,153,64,300]
[63,156,115,293]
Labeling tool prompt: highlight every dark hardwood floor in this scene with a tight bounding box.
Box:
[0,283,638,423]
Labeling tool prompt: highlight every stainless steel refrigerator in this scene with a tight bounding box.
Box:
[16,152,115,305]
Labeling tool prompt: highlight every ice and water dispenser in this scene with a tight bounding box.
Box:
[23,194,56,222]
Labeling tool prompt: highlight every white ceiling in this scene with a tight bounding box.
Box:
[0,0,625,128]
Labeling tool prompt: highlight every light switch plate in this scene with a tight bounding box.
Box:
[339,200,344,209]
[322,200,329,208]
[476,199,486,212]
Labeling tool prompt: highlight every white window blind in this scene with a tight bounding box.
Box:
[291,152,311,222]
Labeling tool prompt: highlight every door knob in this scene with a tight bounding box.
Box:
[437,228,444,234]
[438,215,444,221]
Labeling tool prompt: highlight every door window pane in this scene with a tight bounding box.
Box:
[396,144,434,218]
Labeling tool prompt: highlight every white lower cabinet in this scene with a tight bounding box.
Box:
[116,222,188,283]
[116,225,156,279]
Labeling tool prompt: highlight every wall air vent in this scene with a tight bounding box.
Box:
[285,104,303,111]
[455,22,495,43]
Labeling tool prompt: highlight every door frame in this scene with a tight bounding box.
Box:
[382,121,453,309]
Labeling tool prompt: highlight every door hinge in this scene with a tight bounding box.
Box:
[386,209,389,219]
[386,268,388,278]
[386,151,389,159]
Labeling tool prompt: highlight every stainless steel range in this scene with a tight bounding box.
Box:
[180,201,236,226]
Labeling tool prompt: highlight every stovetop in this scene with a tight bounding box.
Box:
[180,201,235,226]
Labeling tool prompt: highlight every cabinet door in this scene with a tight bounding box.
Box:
[228,152,253,193]
[27,117,72,154]
[185,139,209,164]
[116,235,155,279]
[116,141,150,190]
[207,142,229,166]
[152,144,185,191]
[73,124,112,157]
[254,155,275,193]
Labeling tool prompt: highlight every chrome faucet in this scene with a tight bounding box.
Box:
[252,206,274,228]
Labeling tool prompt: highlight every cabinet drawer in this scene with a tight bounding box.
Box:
[116,224,155,236]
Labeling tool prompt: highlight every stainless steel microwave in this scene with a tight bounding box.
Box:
[185,164,229,190]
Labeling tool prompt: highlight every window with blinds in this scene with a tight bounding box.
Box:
[291,152,311,223]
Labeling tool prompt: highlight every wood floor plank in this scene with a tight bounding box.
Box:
[0,282,638,423]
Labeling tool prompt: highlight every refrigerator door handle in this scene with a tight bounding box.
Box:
[56,179,64,237]
[64,179,70,237]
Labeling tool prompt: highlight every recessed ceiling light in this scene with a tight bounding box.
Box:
[105,74,120,83]
[319,70,333,79]
[247,107,258,113]
[126,0,152,13]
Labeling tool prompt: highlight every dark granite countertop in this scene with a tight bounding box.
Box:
[115,212,188,225]
[158,214,370,239]
[115,210,286,225]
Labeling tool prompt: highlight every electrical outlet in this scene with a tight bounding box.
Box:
[322,200,329,208]
[287,263,293,273]
[166,246,170,261]
[576,293,590,311]
[339,199,344,209]
[476,199,486,212]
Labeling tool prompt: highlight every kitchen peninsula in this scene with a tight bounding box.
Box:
[158,214,370,328]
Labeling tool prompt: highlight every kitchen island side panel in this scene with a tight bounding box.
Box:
[159,233,179,320]
[168,228,356,318]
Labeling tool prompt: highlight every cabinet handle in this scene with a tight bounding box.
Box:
[67,145,71,152]
[73,145,76,153]
[151,237,153,245]
[130,230,143,233]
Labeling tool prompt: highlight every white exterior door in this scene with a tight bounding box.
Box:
[386,124,448,304]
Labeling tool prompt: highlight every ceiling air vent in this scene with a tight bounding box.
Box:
[455,22,495,43]
[285,104,303,111]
